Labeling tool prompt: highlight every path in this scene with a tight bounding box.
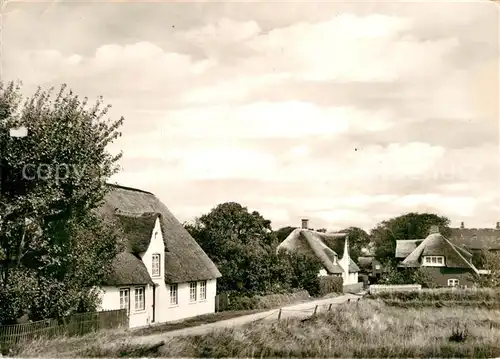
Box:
[131,292,362,345]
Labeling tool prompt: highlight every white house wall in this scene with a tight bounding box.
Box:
[156,279,217,323]
[98,285,154,328]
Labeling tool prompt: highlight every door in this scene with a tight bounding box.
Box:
[152,285,156,323]
[119,288,130,316]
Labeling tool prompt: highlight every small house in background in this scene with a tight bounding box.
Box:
[358,246,384,283]
[396,225,479,287]
[276,219,360,288]
[97,184,222,328]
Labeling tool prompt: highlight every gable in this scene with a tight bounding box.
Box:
[100,184,222,283]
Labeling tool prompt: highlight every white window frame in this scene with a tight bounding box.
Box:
[134,287,145,312]
[199,280,207,301]
[423,256,445,267]
[189,282,197,302]
[152,253,161,277]
[448,278,459,287]
[119,288,130,315]
[169,284,178,305]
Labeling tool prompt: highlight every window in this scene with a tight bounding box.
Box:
[169,284,178,305]
[423,256,445,267]
[448,279,459,287]
[199,280,207,300]
[134,287,145,311]
[154,231,158,239]
[152,253,160,277]
[119,289,130,314]
[375,265,381,270]
[189,282,197,302]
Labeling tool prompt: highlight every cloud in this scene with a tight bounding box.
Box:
[4,1,500,231]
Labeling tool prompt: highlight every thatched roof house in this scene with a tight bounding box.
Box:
[100,184,221,284]
[397,225,479,287]
[276,220,360,285]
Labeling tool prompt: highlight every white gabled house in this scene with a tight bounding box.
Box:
[97,184,221,328]
[276,219,359,285]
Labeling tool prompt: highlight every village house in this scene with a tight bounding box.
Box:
[357,247,384,283]
[396,225,479,287]
[96,184,222,328]
[276,219,360,288]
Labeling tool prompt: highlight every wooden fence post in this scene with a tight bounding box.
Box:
[312,305,318,317]
[328,303,332,311]
[277,309,282,321]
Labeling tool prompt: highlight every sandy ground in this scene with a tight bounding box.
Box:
[131,292,363,345]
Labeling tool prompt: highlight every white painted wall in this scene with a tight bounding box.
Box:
[98,285,154,328]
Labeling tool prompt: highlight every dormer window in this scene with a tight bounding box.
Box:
[152,253,160,277]
[423,256,445,267]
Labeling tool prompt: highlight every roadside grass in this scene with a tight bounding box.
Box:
[133,309,265,336]
[19,299,500,358]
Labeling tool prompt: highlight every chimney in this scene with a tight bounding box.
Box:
[301,218,309,229]
[496,222,500,230]
[429,225,440,234]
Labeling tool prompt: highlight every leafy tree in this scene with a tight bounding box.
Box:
[371,212,451,263]
[478,250,500,288]
[378,262,436,288]
[185,202,278,294]
[274,226,296,243]
[0,81,124,323]
[338,227,371,261]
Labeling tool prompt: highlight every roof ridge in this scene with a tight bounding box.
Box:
[106,183,154,195]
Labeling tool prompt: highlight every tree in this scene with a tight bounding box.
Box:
[185,202,278,294]
[338,227,371,261]
[274,226,296,243]
[371,212,451,263]
[0,81,124,323]
[478,250,500,288]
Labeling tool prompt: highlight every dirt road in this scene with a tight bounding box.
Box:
[131,293,362,345]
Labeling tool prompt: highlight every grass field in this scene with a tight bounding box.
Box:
[18,299,500,358]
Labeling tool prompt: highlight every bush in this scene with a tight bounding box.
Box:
[369,288,499,302]
[319,276,343,296]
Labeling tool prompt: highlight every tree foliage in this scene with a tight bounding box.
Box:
[185,203,322,296]
[371,212,451,263]
[478,250,500,288]
[338,226,370,261]
[378,262,436,288]
[0,81,124,324]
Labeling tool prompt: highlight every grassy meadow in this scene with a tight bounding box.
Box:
[18,298,500,358]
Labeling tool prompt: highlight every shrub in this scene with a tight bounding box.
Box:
[449,323,468,342]
[319,276,343,296]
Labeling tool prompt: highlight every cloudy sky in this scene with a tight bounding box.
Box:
[2,0,499,231]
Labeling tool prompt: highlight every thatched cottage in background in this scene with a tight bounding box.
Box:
[276,219,360,289]
[396,225,479,287]
[97,184,221,328]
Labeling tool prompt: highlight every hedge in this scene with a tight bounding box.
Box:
[319,276,343,296]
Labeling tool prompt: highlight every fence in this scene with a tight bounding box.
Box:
[0,309,128,349]
[255,296,364,322]
[369,284,421,294]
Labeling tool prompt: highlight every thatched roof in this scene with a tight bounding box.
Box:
[116,212,159,253]
[277,228,359,274]
[449,227,500,250]
[396,239,422,259]
[400,231,479,275]
[100,184,222,283]
[103,252,154,286]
